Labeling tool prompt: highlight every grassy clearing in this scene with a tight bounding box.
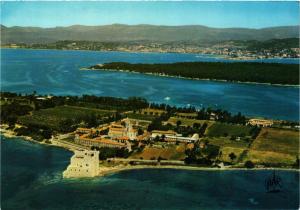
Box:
[166,117,214,127]
[245,150,296,165]
[206,122,252,137]
[126,113,157,121]
[131,144,186,160]
[219,147,246,163]
[204,137,249,163]
[251,128,299,155]
[18,105,115,130]
[246,128,299,164]
[207,137,249,148]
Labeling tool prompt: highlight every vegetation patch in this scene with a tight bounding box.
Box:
[206,123,253,138]
[18,105,115,131]
[246,128,299,165]
[126,113,157,121]
[219,147,246,163]
[91,62,299,85]
[251,128,299,154]
[166,117,214,128]
[132,144,186,160]
[245,150,296,165]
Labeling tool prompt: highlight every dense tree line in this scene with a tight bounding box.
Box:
[1,92,149,111]
[91,61,299,85]
[1,102,33,126]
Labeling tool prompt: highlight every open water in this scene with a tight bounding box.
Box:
[1,136,299,210]
[1,49,299,121]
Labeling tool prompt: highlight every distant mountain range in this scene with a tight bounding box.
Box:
[1,24,299,44]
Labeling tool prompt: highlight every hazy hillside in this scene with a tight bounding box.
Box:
[1,24,299,44]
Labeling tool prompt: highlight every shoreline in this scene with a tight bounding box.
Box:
[0,124,76,152]
[82,68,300,88]
[97,164,300,177]
[1,125,299,177]
[1,47,299,62]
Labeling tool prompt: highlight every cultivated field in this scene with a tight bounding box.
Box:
[206,122,253,138]
[246,128,299,165]
[18,105,115,130]
[131,144,187,160]
[126,113,157,121]
[165,117,214,128]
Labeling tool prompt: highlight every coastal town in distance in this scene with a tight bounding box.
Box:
[1,1,299,210]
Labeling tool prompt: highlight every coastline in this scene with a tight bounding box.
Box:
[82,67,300,88]
[1,125,299,178]
[0,124,76,152]
[2,47,299,63]
[96,164,300,179]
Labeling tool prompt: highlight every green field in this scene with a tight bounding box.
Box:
[207,122,253,138]
[18,105,115,130]
[203,137,249,163]
[166,117,214,128]
[126,113,157,121]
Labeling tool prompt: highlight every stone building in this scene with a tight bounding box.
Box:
[63,150,99,178]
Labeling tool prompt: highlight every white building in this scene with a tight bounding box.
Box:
[63,150,99,178]
[151,130,178,138]
[151,130,200,143]
[165,133,200,143]
[248,118,273,127]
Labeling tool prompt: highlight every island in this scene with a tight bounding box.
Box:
[1,91,299,178]
[87,61,300,85]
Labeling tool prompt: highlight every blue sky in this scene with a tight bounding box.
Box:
[1,1,299,28]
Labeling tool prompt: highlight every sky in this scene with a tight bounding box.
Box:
[1,1,299,29]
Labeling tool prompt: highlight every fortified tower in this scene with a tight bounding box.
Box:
[63,150,99,178]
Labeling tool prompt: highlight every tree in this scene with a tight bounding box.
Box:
[176,120,182,127]
[244,160,255,168]
[229,152,237,162]
[137,128,144,135]
[230,135,236,141]
[193,122,201,129]
[41,129,52,139]
[199,123,208,136]
[153,136,160,142]
[7,114,17,127]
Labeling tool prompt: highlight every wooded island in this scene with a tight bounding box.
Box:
[89,62,299,85]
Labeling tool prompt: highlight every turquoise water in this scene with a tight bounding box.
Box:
[1,136,299,210]
[1,48,299,121]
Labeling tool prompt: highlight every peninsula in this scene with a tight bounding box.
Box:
[88,61,300,85]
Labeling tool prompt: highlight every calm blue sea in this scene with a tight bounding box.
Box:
[1,136,299,210]
[1,49,299,121]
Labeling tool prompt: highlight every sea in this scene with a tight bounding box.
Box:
[2,136,299,210]
[1,48,299,121]
[1,49,300,209]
